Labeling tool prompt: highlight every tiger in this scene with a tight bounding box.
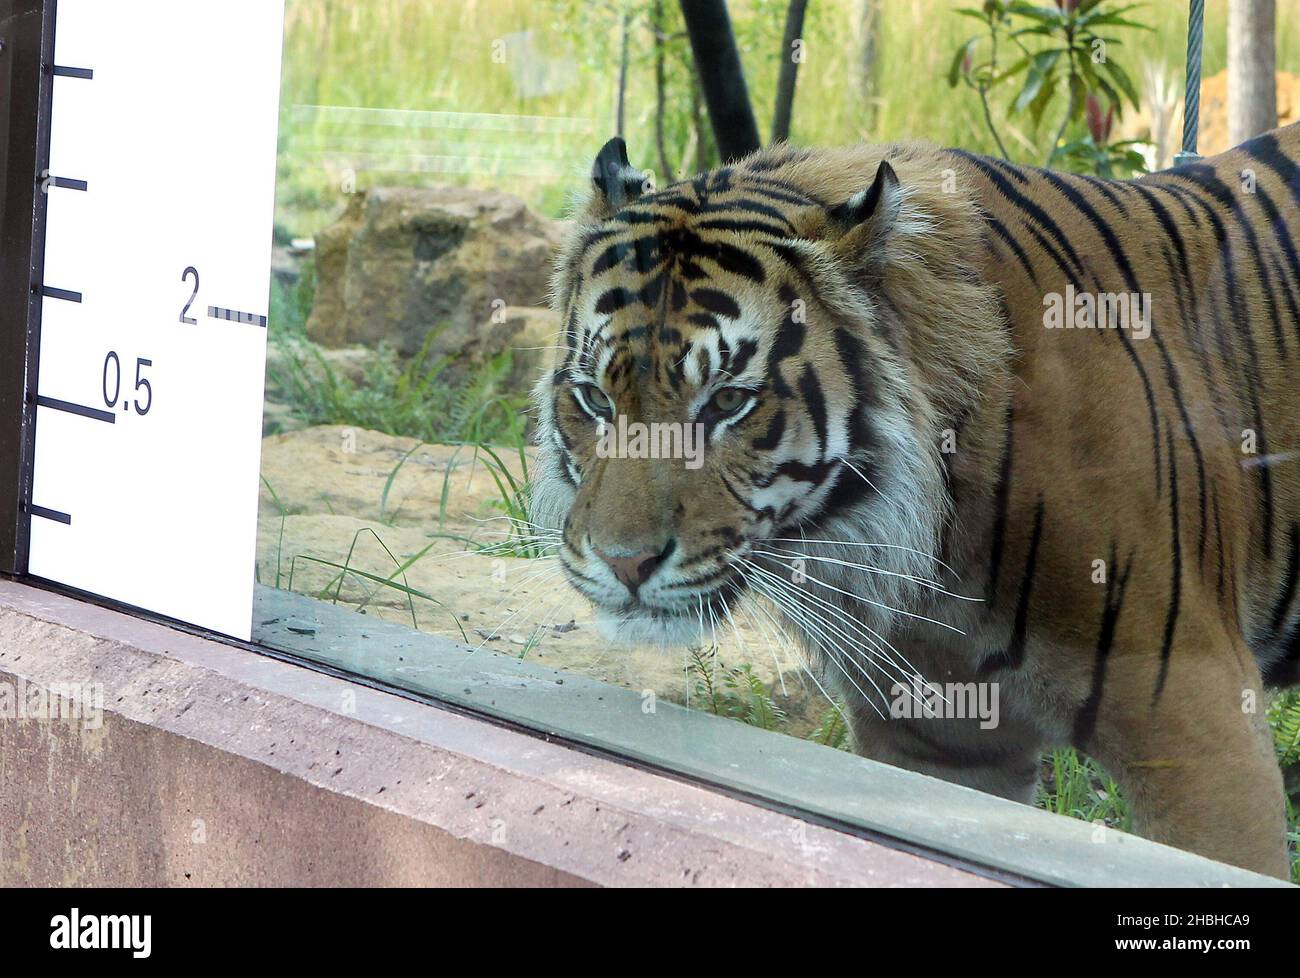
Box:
[529,124,1300,879]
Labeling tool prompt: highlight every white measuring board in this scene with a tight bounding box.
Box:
[29,0,287,639]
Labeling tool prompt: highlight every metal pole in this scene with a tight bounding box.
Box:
[1174,0,1205,166]
[0,0,55,576]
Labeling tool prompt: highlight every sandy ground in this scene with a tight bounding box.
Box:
[256,425,830,734]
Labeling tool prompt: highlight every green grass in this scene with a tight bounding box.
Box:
[274,0,1300,239]
[268,330,527,448]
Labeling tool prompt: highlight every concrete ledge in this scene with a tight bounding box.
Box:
[0,580,994,887]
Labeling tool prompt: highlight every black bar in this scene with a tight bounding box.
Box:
[28,503,69,524]
[36,393,115,423]
[41,284,79,302]
[51,64,89,78]
[49,174,85,190]
[0,0,56,576]
[208,305,268,328]
[678,0,761,162]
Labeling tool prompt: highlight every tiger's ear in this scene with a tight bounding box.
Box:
[825,161,903,268]
[588,137,649,219]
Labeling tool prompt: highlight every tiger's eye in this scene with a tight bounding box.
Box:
[710,388,749,415]
[582,385,613,417]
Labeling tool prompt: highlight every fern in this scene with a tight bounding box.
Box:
[685,652,788,731]
[809,705,851,750]
[686,646,724,716]
[1268,689,1300,770]
[723,664,787,731]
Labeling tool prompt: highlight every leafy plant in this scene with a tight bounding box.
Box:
[268,326,528,448]
[950,0,1150,172]
[1269,688,1300,770]
[1054,92,1149,177]
[687,648,786,731]
[808,704,852,751]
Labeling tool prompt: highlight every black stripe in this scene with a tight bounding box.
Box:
[1153,423,1182,703]
[983,215,1039,287]
[1128,183,1199,317]
[1242,177,1300,350]
[1160,174,1275,557]
[696,197,802,229]
[832,327,875,449]
[1071,172,1130,216]
[985,400,1014,605]
[594,287,634,315]
[752,409,786,451]
[1072,542,1135,748]
[979,495,1044,676]
[1043,170,1206,541]
[42,286,81,303]
[797,364,828,458]
[690,288,741,319]
[52,65,93,79]
[1268,524,1300,638]
[50,176,88,191]
[767,286,806,396]
[960,154,1086,278]
[981,155,1033,187]
[1213,489,1226,602]
[1240,131,1300,210]
[694,218,792,237]
[717,471,764,516]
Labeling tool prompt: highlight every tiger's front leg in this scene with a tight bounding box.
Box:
[844,681,1047,806]
[1080,620,1289,879]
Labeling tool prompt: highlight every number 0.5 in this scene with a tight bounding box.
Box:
[102,352,153,416]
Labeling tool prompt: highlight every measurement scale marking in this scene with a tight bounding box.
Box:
[52,65,94,79]
[208,306,267,328]
[29,505,73,525]
[42,286,82,303]
[37,395,116,424]
[50,176,89,191]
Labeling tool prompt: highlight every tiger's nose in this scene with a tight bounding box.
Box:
[593,540,675,595]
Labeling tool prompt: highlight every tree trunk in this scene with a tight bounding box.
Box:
[770,0,810,145]
[615,12,631,138]
[855,0,883,130]
[1228,0,1277,145]
[652,0,672,179]
[678,0,762,161]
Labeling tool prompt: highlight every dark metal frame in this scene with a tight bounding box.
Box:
[0,0,54,576]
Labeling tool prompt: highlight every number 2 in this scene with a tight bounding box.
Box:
[179,266,199,324]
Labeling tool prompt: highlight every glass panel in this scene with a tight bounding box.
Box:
[253,0,1300,883]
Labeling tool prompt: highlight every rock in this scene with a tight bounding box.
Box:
[485,305,561,391]
[305,186,566,361]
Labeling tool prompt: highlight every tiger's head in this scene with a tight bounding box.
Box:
[530,138,1007,647]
